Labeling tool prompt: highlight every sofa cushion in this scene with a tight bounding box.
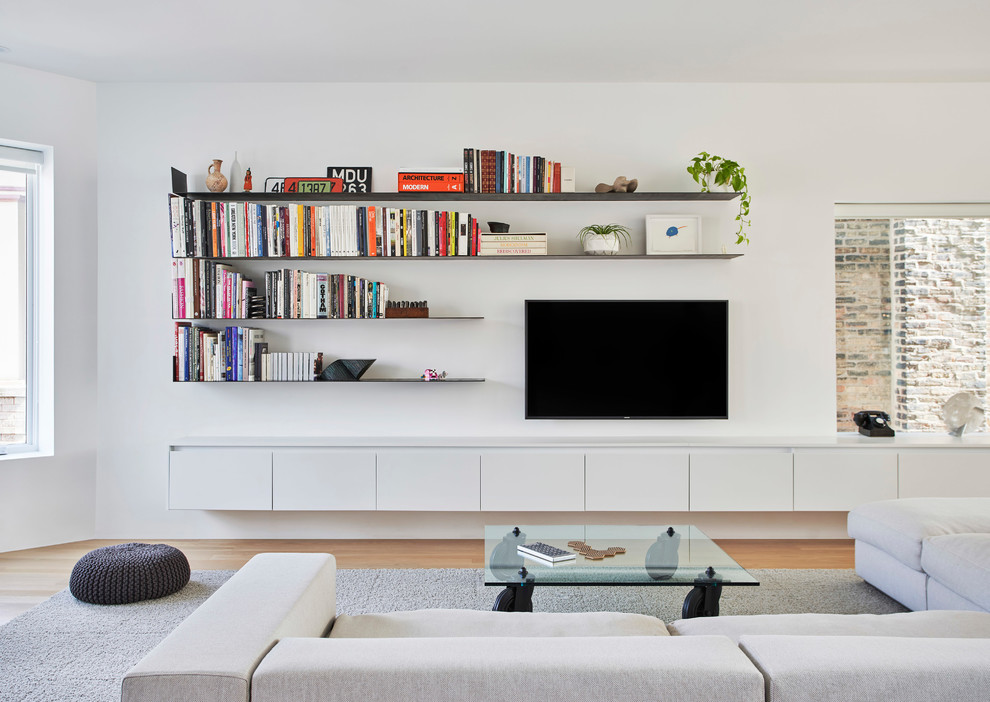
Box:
[668,610,990,643]
[847,498,990,571]
[740,635,990,702]
[253,636,764,702]
[921,533,990,612]
[329,608,669,638]
[855,540,928,611]
[928,578,987,612]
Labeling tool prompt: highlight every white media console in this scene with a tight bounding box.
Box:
[168,435,990,512]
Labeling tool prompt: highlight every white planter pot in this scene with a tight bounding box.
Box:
[582,237,620,256]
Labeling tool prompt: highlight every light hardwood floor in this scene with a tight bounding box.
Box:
[0,538,854,626]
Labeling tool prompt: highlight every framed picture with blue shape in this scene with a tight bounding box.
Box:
[646,215,702,254]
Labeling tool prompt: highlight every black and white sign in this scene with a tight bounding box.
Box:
[326,166,373,193]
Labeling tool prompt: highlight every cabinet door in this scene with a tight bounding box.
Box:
[168,449,272,510]
[585,451,689,511]
[481,451,584,511]
[898,451,990,498]
[272,450,376,510]
[793,451,897,510]
[689,451,793,511]
[377,450,480,511]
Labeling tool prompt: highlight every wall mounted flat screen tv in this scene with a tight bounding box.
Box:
[525,300,728,420]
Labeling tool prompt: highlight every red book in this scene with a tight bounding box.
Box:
[397,173,464,192]
[367,206,377,255]
[554,162,562,193]
[481,151,496,193]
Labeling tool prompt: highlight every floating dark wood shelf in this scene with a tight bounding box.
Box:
[175,190,741,203]
[172,316,484,321]
[173,254,742,261]
[173,378,486,383]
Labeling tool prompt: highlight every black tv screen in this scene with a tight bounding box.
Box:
[525,300,728,419]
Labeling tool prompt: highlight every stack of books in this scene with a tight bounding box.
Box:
[478,233,548,256]
[461,149,565,194]
[169,195,483,258]
[397,168,464,192]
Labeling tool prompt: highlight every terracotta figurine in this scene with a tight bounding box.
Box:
[243,168,253,192]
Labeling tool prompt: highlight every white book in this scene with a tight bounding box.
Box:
[411,212,420,257]
[289,206,298,257]
[517,543,576,563]
[169,195,184,257]
[350,205,359,256]
[192,202,203,257]
[458,212,469,256]
[171,260,180,318]
[228,202,239,257]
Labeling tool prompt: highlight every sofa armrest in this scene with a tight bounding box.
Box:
[252,635,764,702]
[122,552,336,702]
[740,635,990,702]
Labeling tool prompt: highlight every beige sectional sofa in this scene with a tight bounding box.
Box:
[122,553,990,702]
[848,498,990,612]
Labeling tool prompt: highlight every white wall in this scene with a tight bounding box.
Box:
[94,82,990,539]
[0,64,98,551]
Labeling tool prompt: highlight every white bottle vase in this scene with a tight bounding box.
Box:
[228,151,243,193]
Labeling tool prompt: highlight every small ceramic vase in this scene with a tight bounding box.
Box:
[228,152,243,193]
[205,159,228,193]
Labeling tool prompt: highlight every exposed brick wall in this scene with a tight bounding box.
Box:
[893,218,989,432]
[0,382,26,445]
[836,217,990,433]
[835,219,892,431]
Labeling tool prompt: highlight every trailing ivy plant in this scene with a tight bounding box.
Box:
[686,152,751,245]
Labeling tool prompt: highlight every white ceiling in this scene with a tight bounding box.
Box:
[2,0,989,83]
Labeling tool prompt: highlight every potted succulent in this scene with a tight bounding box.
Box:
[686,152,751,245]
[577,223,631,256]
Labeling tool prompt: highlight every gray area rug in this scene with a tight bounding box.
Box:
[0,568,905,702]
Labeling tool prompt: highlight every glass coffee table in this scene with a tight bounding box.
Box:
[485,524,759,619]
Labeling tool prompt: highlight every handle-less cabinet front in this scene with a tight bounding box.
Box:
[481,451,585,511]
[793,450,897,510]
[898,450,990,498]
[376,450,481,511]
[585,451,689,511]
[168,449,273,510]
[689,451,794,511]
[272,450,377,510]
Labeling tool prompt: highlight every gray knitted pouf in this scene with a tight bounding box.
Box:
[69,542,190,605]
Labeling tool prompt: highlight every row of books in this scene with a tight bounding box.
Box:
[264,271,390,319]
[478,233,548,256]
[169,195,485,258]
[173,322,325,381]
[259,352,325,382]
[174,323,265,382]
[171,258,261,320]
[462,149,566,194]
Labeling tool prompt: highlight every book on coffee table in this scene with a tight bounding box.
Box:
[517,542,576,563]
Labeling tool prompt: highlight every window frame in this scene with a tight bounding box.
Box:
[834,203,990,434]
[0,140,53,459]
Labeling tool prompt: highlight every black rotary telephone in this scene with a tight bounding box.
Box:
[853,410,895,437]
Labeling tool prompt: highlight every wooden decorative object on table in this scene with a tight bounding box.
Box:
[385,307,429,318]
[567,541,627,560]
